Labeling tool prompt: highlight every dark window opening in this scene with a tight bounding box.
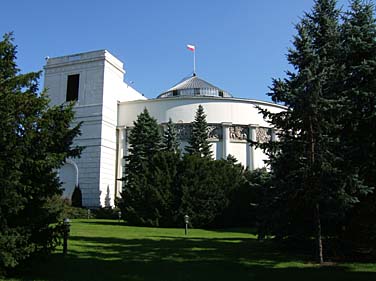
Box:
[219,91,224,97]
[66,74,80,101]
[173,90,178,96]
[194,88,200,95]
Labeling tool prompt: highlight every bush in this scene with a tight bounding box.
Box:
[62,204,89,219]
[177,155,246,228]
[71,185,82,208]
[91,208,121,220]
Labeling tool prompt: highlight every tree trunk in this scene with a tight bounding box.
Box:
[309,119,323,263]
[315,202,324,264]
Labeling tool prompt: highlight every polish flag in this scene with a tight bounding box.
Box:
[186,44,195,52]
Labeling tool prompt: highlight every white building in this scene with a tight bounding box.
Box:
[44,50,285,208]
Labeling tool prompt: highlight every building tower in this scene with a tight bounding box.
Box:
[44,50,144,207]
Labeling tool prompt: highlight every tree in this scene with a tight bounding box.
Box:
[162,118,180,153]
[71,185,83,208]
[176,155,245,228]
[120,108,163,226]
[124,108,162,173]
[142,151,180,227]
[0,33,82,273]
[245,168,273,239]
[339,0,376,252]
[185,105,212,158]
[342,0,376,192]
[257,0,368,263]
[215,157,253,228]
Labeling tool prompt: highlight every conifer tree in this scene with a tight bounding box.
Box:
[177,155,245,228]
[120,108,163,225]
[125,108,162,173]
[71,185,83,208]
[340,0,376,190]
[162,118,180,153]
[143,151,180,227]
[185,105,212,158]
[258,0,352,263]
[339,0,376,249]
[0,33,82,273]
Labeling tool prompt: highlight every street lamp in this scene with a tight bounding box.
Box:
[63,218,71,255]
[118,211,122,223]
[184,215,189,235]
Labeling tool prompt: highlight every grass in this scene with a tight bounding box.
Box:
[4,219,376,281]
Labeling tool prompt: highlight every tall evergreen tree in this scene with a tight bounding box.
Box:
[340,0,376,190]
[125,108,162,173]
[185,105,212,158]
[257,0,361,263]
[0,33,82,273]
[339,0,376,250]
[162,118,180,153]
[120,108,163,225]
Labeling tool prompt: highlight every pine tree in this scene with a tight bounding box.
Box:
[177,155,244,228]
[185,105,212,158]
[258,0,350,263]
[340,0,376,190]
[162,118,180,153]
[71,185,83,208]
[120,108,163,225]
[339,0,376,251]
[143,151,180,227]
[0,33,82,273]
[125,108,162,173]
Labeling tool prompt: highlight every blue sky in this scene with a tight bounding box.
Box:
[1,0,350,101]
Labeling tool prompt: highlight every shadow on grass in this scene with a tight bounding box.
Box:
[210,227,258,235]
[81,220,258,235]
[80,220,127,227]
[18,235,376,281]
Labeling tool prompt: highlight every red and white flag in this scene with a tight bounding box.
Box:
[186,44,195,52]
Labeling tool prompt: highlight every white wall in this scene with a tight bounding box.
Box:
[118,97,284,169]
[59,163,77,199]
[44,50,144,207]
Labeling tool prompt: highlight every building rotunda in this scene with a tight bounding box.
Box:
[44,50,284,207]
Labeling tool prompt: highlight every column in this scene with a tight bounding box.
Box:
[115,126,127,197]
[247,124,258,170]
[271,128,277,142]
[221,122,232,159]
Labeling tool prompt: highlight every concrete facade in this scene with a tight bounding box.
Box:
[44,50,284,208]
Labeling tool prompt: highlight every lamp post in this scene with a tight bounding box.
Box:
[184,215,189,236]
[118,211,122,223]
[63,218,71,255]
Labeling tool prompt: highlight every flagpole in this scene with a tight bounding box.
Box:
[187,44,196,75]
[193,49,196,75]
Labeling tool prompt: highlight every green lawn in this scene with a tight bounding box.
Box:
[4,219,376,281]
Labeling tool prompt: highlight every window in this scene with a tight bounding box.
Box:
[66,74,79,101]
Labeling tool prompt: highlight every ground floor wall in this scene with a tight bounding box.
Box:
[114,97,283,198]
[60,97,282,207]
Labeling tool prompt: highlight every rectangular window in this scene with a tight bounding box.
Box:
[66,74,80,101]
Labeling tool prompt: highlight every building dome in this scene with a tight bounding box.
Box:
[157,74,232,99]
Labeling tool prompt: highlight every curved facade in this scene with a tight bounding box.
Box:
[44,50,284,207]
